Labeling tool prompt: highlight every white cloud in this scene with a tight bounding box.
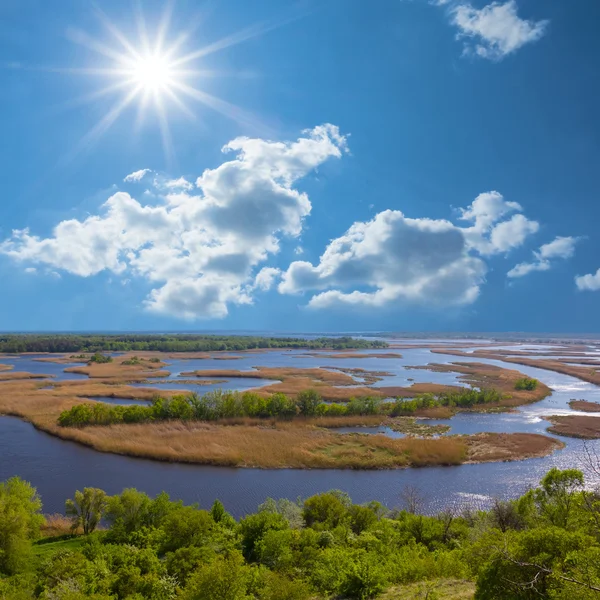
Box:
[508,236,579,279]
[576,269,600,292]
[252,267,282,291]
[294,246,304,255]
[1,125,347,320]
[279,190,545,310]
[24,267,37,274]
[279,209,487,309]
[459,191,539,255]
[153,176,194,191]
[124,168,152,183]
[451,1,548,60]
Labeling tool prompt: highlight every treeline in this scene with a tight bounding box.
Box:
[58,387,509,428]
[0,334,387,354]
[1,468,600,599]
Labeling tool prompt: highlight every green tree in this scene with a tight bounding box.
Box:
[535,468,584,528]
[65,488,107,535]
[182,551,253,600]
[296,390,322,417]
[302,492,350,529]
[0,477,44,574]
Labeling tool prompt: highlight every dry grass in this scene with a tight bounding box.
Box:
[41,514,78,537]
[464,432,564,462]
[545,415,600,439]
[382,579,475,599]
[0,371,50,381]
[408,362,552,409]
[430,349,600,387]
[569,400,600,413]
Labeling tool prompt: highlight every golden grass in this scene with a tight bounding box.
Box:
[430,349,600,387]
[64,362,170,380]
[0,371,50,381]
[569,400,600,413]
[464,432,564,462]
[41,419,473,469]
[382,579,475,599]
[41,514,78,537]
[545,415,600,439]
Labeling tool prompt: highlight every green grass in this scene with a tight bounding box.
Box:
[32,536,85,560]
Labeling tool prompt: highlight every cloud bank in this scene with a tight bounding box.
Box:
[279,191,540,310]
[1,125,347,319]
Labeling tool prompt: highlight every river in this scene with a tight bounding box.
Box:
[1,344,599,516]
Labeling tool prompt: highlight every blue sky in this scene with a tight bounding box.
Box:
[1,0,599,332]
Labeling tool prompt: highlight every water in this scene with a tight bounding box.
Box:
[0,355,88,380]
[1,344,600,516]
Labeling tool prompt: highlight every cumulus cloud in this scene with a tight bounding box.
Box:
[123,168,152,183]
[508,236,579,279]
[576,269,600,292]
[279,190,543,310]
[252,267,282,291]
[1,124,347,319]
[450,1,548,60]
[279,209,487,309]
[459,191,539,255]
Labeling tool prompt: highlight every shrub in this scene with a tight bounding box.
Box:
[515,377,539,391]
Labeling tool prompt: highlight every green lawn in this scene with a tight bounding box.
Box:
[32,536,85,561]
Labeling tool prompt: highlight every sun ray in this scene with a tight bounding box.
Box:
[170,20,280,68]
[133,0,152,56]
[64,85,142,163]
[92,3,144,63]
[66,27,133,65]
[162,86,197,120]
[171,81,268,132]
[155,92,176,168]
[53,4,296,161]
[49,79,134,114]
[155,0,176,55]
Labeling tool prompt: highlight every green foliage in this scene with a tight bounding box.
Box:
[0,334,387,354]
[515,377,539,391]
[296,390,322,417]
[65,488,107,535]
[0,477,44,575]
[391,388,505,415]
[4,468,600,599]
[88,353,113,364]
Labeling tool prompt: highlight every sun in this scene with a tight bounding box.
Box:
[59,3,287,163]
[131,55,173,91]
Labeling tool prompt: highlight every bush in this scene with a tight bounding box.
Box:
[88,353,112,364]
[515,377,539,391]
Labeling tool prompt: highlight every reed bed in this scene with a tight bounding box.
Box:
[464,432,564,462]
[568,399,600,413]
[41,514,79,537]
[545,415,600,439]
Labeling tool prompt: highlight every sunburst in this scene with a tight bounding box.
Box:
[59,2,292,163]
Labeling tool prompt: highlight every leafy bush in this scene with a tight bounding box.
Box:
[515,377,539,391]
